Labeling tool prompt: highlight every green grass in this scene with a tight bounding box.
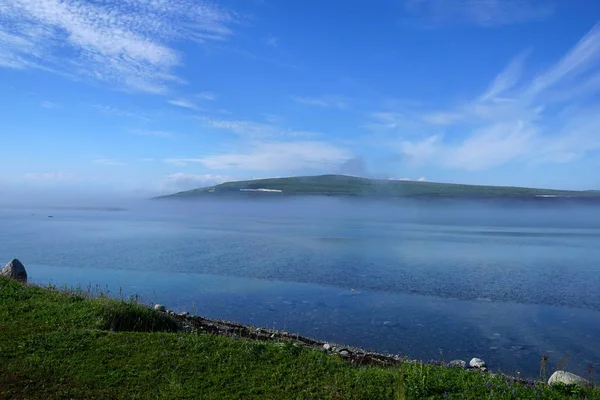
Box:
[1,277,599,399]
[155,174,600,199]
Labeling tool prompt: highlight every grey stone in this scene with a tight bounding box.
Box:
[179,311,189,317]
[548,371,589,387]
[339,349,350,357]
[1,259,27,283]
[154,304,166,312]
[323,343,332,351]
[469,358,487,369]
[448,360,467,368]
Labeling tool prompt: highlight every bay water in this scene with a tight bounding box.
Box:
[1,196,599,379]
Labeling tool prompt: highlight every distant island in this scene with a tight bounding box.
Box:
[155,174,600,200]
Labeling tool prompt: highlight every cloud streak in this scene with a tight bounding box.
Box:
[165,141,352,172]
[371,23,600,171]
[93,158,127,166]
[201,117,319,138]
[404,0,555,27]
[292,96,348,109]
[168,99,203,111]
[0,0,237,92]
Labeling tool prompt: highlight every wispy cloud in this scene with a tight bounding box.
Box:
[201,117,319,138]
[404,0,555,27]
[168,98,203,111]
[92,104,150,121]
[166,141,352,171]
[93,158,126,166]
[0,0,237,92]
[40,101,59,109]
[195,91,217,101]
[265,34,279,48]
[130,129,173,138]
[370,23,600,170]
[292,96,348,109]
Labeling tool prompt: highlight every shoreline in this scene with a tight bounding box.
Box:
[2,267,598,398]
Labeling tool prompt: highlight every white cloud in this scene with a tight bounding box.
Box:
[167,141,352,172]
[200,142,351,171]
[93,158,126,166]
[195,91,216,101]
[40,101,58,109]
[292,96,348,109]
[92,104,150,120]
[201,117,319,138]
[168,98,203,111]
[130,129,173,138]
[372,22,600,171]
[404,0,554,27]
[265,34,279,48]
[0,0,236,92]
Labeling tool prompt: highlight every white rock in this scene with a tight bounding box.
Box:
[154,304,166,312]
[1,259,27,283]
[179,311,189,317]
[469,358,487,368]
[323,343,332,351]
[548,371,589,387]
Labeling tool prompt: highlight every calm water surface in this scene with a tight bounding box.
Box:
[1,196,599,378]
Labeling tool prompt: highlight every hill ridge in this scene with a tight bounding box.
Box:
[155,174,599,199]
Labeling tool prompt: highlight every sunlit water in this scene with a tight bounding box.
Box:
[1,196,599,378]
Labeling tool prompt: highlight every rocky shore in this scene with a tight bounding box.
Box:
[3,258,592,389]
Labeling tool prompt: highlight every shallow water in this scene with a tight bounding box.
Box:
[1,196,599,378]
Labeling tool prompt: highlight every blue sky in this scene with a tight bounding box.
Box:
[2,0,600,196]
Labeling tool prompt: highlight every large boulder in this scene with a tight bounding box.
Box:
[1,259,27,283]
[548,371,589,387]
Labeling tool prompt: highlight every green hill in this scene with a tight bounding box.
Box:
[155,174,599,199]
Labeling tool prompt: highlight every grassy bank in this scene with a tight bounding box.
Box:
[1,277,598,399]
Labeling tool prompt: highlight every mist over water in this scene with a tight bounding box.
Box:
[1,196,600,378]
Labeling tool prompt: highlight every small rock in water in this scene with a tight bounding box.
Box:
[323,343,332,351]
[469,358,487,369]
[448,360,467,368]
[548,371,589,387]
[1,259,27,283]
[179,311,189,317]
[154,304,166,312]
